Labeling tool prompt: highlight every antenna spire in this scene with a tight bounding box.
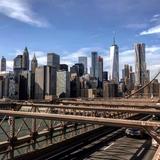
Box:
[113,31,116,45]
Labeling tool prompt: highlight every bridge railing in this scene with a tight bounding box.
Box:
[0,101,160,159]
[0,107,99,159]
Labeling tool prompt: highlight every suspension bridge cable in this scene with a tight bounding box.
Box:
[126,71,160,98]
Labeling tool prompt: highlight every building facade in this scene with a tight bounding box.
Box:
[35,66,57,99]
[56,71,70,98]
[103,81,118,98]
[47,53,60,69]
[60,64,68,71]
[135,43,147,86]
[103,71,108,81]
[13,55,23,72]
[0,72,15,99]
[1,56,6,72]
[70,63,84,77]
[90,52,98,78]
[110,40,119,84]
[22,47,29,70]
[78,57,88,74]
[70,74,80,98]
[31,54,38,73]
[97,56,103,86]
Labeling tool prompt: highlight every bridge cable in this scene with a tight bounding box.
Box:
[126,71,160,99]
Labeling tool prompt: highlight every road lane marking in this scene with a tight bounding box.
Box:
[103,142,115,150]
[137,147,145,157]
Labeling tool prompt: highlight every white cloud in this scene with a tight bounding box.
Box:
[140,14,160,35]
[140,25,160,35]
[146,46,160,53]
[6,60,13,71]
[0,0,49,27]
[120,49,133,56]
[150,14,160,22]
[153,14,160,18]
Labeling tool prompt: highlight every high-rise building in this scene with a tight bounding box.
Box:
[70,65,78,76]
[121,64,135,93]
[13,55,23,72]
[75,63,84,76]
[0,77,3,98]
[151,79,159,97]
[56,71,70,98]
[31,54,38,73]
[122,64,130,79]
[70,63,84,77]
[13,47,30,72]
[135,43,147,86]
[8,73,16,99]
[97,56,103,86]
[17,70,36,100]
[78,57,87,74]
[35,66,57,99]
[103,71,108,81]
[47,53,60,69]
[70,74,80,98]
[60,64,68,71]
[146,70,150,82]
[103,81,118,98]
[22,47,29,70]
[90,52,98,78]
[110,38,119,84]
[0,72,14,99]
[1,56,6,72]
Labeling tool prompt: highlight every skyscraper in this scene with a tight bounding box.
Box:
[31,54,38,73]
[56,71,70,98]
[1,56,6,71]
[60,64,68,71]
[110,38,119,84]
[90,52,98,78]
[78,57,87,74]
[121,64,135,93]
[22,47,29,70]
[103,71,108,81]
[47,53,60,69]
[70,63,84,77]
[75,63,84,76]
[18,71,30,100]
[135,43,147,86]
[122,64,130,80]
[35,65,57,99]
[13,55,23,72]
[97,56,103,84]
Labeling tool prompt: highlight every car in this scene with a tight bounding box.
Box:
[125,128,144,138]
[152,114,160,120]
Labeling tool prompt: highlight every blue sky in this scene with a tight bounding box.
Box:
[0,0,160,78]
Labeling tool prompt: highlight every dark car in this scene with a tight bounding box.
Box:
[152,114,160,120]
[125,128,144,138]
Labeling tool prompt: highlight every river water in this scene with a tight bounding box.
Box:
[0,117,97,159]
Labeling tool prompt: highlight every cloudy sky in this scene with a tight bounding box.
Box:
[0,0,160,78]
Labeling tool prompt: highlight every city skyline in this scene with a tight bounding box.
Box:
[0,0,160,78]
[0,1,160,158]
[1,42,159,80]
